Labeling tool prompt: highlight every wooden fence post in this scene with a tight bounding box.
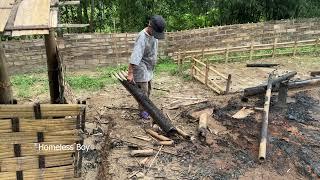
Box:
[224,45,229,63]
[125,33,129,60]
[225,74,232,94]
[315,38,319,53]
[293,40,298,57]
[272,38,277,58]
[249,42,254,61]
[202,47,205,59]
[205,58,209,85]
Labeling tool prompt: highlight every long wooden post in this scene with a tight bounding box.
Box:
[293,40,298,57]
[0,44,13,104]
[45,29,60,104]
[259,73,273,161]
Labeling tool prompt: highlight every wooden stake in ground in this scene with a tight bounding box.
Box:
[259,73,273,161]
[198,113,208,140]
[0,44,13,104]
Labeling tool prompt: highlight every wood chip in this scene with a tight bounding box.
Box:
[232,107,254,119]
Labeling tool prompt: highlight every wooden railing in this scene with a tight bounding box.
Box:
[191,57,232,95]
[175,38,320,63]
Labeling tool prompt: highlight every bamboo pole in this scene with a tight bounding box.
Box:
[315,38,319,53]
[293,40,298,57]
[249,41,254,61]
[205,58,209,85]
[272,38,277,58]
[259,73,273,161]
[224,45,229,63]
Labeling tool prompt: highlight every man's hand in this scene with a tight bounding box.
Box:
[127,64,135,83]
[127,72,134,83]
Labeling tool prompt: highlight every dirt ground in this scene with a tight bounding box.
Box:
[79,57,320,180]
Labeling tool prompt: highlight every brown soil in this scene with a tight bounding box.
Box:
[80,57,320,180]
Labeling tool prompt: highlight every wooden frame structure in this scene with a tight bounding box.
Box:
[191,56,232,95]
[175,38,320,63]
[0,103,86,179]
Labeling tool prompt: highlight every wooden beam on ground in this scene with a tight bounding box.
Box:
[246,63,279,67]
[0,44,13,104]
[243,71,297,96]
[259,74,273,161]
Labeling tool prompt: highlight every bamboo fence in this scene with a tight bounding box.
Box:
[0,103,86,179]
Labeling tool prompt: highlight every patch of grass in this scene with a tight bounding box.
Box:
[67,65,127,91]
[11,74,48,98]
[155,57,178,74]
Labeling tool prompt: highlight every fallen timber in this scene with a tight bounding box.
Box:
[246,63,279,67]
[113,72,177,134]
[258,74,273,161]
[244,76,320,96]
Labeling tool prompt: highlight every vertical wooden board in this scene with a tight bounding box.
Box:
[13,0,50,27]
[0,10,12,32]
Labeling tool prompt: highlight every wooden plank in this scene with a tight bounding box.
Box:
[13,0,50,28]
[57,24,90,28]
[11,29,49,36]
[58,1,80,6]
[0,154,73,172]
[208,66,228,79]
[0,165,75,179]
[208,78,225,92]
[0,9,12,32]
[0,0,15,31]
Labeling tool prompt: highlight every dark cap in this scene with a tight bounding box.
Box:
[150,15,166,39]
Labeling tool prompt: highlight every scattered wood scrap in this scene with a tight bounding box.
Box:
[176,127,191,140]
[130,149,155,157]
[190,108,213,119]
[145,129,172,141]
[207,117,227,135]
[198,113,208,140]
[232,107,255,119]
[165,99,208,110]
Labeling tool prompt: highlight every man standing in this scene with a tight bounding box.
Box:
[127,15,166,120]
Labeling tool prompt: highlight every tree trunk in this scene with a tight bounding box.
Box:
[90,0,94,32]
[0,44,13,104]
[44,30,61,104]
